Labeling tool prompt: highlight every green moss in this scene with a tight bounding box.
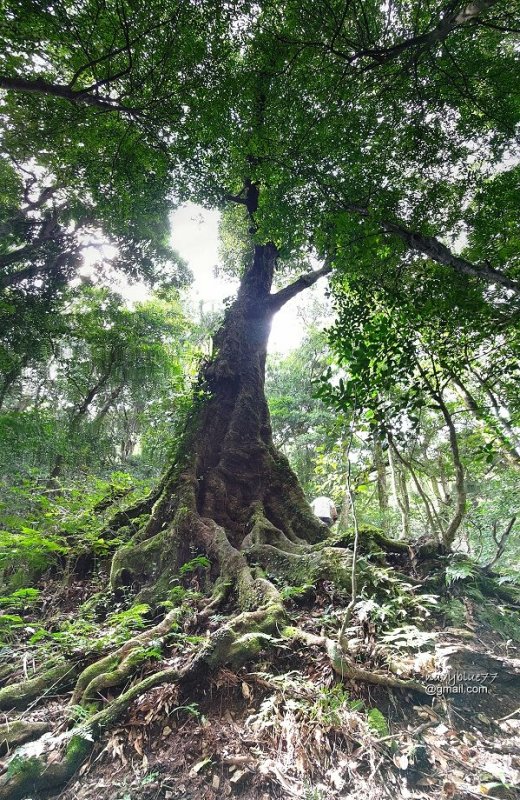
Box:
[65,734,93,765]
[249,544,355,591]
[6,755,41,780]
[323,527,409,555]
[110,526,179,594]
[478,575,520,604]
[280,625,299,639]
[0,661,75,710]
[0,721,49,755]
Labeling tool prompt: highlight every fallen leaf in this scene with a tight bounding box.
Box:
[230,769,247,784]
[393,754,409,771]
[434,724,449,736]
[190,757,212,775]
[416,777,436,786]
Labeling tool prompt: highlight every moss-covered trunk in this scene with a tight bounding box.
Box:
[110,242,325,599]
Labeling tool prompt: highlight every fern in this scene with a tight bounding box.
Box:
[0,587,40,611]
[367,707,390,738]
[445,559,477,586]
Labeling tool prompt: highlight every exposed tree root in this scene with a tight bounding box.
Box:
[0,580,285,800]
[0,720,50,756]
[0,664,16,685]
[70,606,186,706]
[0,662,79,711]
[370,530,412,554]
[0,244,437,798]
[287,627,428,694]
[241,501,312,553]
[247,542,355,589]
[0,488,438,797]
[0,533,433,800]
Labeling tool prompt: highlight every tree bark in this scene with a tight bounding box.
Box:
[436,394,467,549]
[388,433,443,541]
[373,433,389,529]
[110,242,328,595]
[388,439,410,539]
[49,358,116,481]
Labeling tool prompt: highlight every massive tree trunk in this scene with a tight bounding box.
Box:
[109,242,327,601]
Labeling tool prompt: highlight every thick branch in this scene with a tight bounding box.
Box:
[280,0,499,71]
[382,220,520,293]
[269,261,332,310]
[359,0,500,65]
[0,243,38,271]
[0,248,77,290]
[93,383,125,425]
[451,373,520,468]
[319,184,520,292]
[0,75,139,115]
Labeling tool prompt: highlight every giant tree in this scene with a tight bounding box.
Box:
[0,0,518,795]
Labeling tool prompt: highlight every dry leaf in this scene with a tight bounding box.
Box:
[434,724,449,736]
[393,754,409,771]
[230,769,247,784]
[190,757,212,775]
[416,777,436,787]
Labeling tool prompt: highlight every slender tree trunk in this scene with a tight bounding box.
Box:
[399,466,411,529]
[436,394,467,550]
[452,374,520,469]
[388,433,443,541]
[0,357,28,409]
[437,455,449,503]
[481,381,520,460]
[387,437,410,539]
[337,444,352,529]
[49,364,114,480]
[338,489,350,530]
[373,433,388,529]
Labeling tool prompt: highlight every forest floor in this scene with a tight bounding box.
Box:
[2,555,520,800]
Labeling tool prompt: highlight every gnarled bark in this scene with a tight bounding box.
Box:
[110,241,327,599]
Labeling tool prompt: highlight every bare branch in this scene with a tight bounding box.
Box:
[484,516,517,571]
